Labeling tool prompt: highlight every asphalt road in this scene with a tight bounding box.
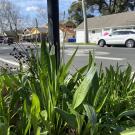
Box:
[0,43,135,73]
[63,45,135,72]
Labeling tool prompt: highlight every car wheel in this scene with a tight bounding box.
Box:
[107,44,111,47]
[98,40,105,47]
[125,39,134,48]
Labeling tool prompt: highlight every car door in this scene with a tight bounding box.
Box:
[106,31,122,44]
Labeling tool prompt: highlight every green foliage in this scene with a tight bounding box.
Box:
[120,127,135,135]
[68,1,94,25]
[69,0,135,21]
[0,40,135,135]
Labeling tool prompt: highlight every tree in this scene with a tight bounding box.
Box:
[68,1,83,25]
[0,0,21,33]
[85,0,135,15]
[68,1,94,25]
[36,6,47,23]
[64,20,76,28]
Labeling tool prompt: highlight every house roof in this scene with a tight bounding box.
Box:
[4,30,23,37]
[60,25,75,35]
[4,31,16,37]
[77,11,135,30]
[37,27,48,33]
[30,27,48,35]
[24,28,33,31]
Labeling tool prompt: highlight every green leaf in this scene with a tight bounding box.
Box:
[87,72,99,106]
[40,110,47,121]
[55,107,77,128]
[83,104,97,126]
[59,48,78,82]
[120,127,135,135]
[64,48,78,72]
[72,63,96,109]
[31,93,40,118]
[117,110,135,120]
[94,86,110,113]
[40,40,52,78]
[36,127,41,135]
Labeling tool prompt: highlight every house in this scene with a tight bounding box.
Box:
[23,28,34,42]
[4,30,23,42]
[45,23,76,42]
[23,27,48,42]
[76,11,135,43]
[31,27,48,42]
[60,24,76,42]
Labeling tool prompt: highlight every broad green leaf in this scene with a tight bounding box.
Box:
[31,93,40,118]
[88,51,94,70]
[75,112,84,134]
[36,127,41,135]
[55,107,77,128]
[40,40,52,79]
[67,64,88,90]
[87,72,99,106]
[64,48,78,72]
[94,86,110,113]
[121,127,135,135]
[83,104,97,126]
[72,63,96,109]
[59,48,78,82]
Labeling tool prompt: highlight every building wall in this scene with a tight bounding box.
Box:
[76,26,135,43]
[60,30,75,43]
[89,29,102,43]
[76,29,102,43]
[76,30,85,43]
[60,30,64,43]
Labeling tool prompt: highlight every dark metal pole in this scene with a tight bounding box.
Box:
[47,0,60,69]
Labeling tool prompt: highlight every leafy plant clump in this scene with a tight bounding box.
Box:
[0,40,135,135]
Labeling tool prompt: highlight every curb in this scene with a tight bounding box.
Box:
[61,44,97,48]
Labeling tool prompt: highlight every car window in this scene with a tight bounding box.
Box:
[111,31,121,35]
[120,31,130,35]
[0,36,4,40]
[129,31,135,34]
[112,31,135,35]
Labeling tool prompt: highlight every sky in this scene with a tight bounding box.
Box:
[9,0,75,19]
[8,0,99,27]
[7,0,76,26]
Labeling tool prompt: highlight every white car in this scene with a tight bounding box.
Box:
[97,30,135,48]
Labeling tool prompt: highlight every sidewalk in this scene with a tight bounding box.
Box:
[61,43,97,48]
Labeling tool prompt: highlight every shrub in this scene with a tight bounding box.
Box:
[0,41,135,135]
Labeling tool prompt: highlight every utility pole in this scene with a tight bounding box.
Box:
[35,18,38,43]
[82,0,89,43]
[47,0,60,69]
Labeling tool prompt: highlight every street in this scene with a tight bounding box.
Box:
[0,43,135,72]
[64,45,135,72]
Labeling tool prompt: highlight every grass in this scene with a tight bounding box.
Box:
[31,41,96,46]
[64,42,96,46]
